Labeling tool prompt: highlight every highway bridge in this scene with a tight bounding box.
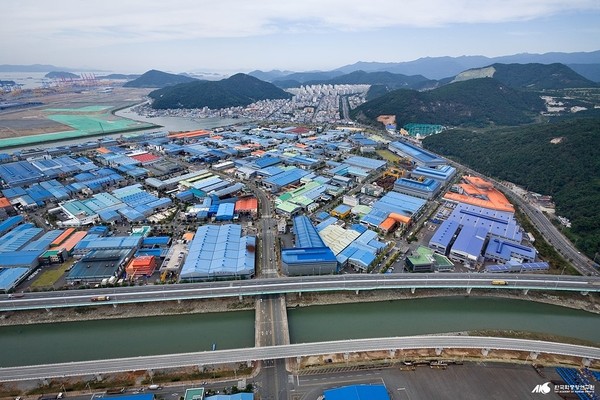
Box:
[0,335,598,382]
[2,273,599,312]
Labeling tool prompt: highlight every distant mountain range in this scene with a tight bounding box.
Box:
[148,73,292,110]
[123,70,199,88]
[250,50,600,82]
[351,63,597,127]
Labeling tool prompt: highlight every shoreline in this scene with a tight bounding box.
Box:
[0,289,598,327]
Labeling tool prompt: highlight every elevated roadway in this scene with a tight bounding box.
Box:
[2,274,599,312]
[0,335,598,382]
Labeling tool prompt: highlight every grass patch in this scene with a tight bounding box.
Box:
[30,263,70,289]
[376,149,401,162]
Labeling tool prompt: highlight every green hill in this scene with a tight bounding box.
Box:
[123,69,197,88]
[351,78,545,127]
[45,71,79,79]
[149,73,292,110]
[422,118,600,258]
[454,63,597,89]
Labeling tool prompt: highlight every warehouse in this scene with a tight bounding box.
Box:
[263,167,309,192]
[446,203,522,242]
[361,191,426,227]
[448,225,488,264]
[323,384,390,400]
[411,164,456,183]
[66,248,133,284]
[126,256,158,278]
[484,236,536,264]
[179,224,255,281]
[73,236,142,256]
[281,216,337,276]
[388,141,447,167]
[0,267,30,293]
[393,177,441,199]
[428,220,460,255]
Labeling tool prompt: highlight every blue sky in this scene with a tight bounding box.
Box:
[1,0,599,74]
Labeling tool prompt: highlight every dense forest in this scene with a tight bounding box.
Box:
[422,118,600,258]
[149,73,292,110]
[123,69,197,88]
[351,78,545,127]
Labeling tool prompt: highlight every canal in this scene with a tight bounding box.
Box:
[1,297,598,367]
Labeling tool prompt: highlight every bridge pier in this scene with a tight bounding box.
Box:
[466,288,472,295]
[581,291,589,296]
[344,352,350,364]
[481,348,490,357]
[522,289,529,295]
[529,351,539,360]
[355,290,360,295]
[113,303,117,308]
[435,347,443,356]
[239,294,243,301]
[298,292,302,297]
[389,350,396,359]
[95,374,103,382]
[177,299,181,304]
[411,288,416,294]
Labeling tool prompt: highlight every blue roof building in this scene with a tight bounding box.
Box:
[0,267,30,292]
[345,156,387,171]
[205,394,253,400]
[449,225,488,263]
[429,220,460,255]
[179,224,255,281]
[411,165,457,183]
[324,384,390,400]
[282,216,337,276]
[484,236,536,263]
[264,168,309,192]
[0,215,24,236]
[393,177,441,199]
[389,141,446,167]
[447,203,522,242]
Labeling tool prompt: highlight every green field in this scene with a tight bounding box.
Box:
[376,149,401,162]
[30,264,71,289]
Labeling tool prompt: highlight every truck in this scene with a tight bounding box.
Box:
[90,295,110,302]
[8,293,24,299]
[491,280,508,286]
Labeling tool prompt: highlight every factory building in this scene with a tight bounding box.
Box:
[179,224,255,281]
[281,216,337,276]
[411,165,456,184]
[393,177,441,200]
[388,141,447,167]
[484,236,536,264]
[323,384,390,400]
[405,246,454,273]
[66,248,134,284]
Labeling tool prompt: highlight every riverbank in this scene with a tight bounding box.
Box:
[0,288,598,327]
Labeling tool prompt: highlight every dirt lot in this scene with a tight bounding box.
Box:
[0,87,151,138]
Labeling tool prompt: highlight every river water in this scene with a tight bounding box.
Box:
[1,297,598,367]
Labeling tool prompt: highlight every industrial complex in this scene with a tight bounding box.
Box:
[0,116,551,294]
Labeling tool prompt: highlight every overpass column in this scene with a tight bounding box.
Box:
[529,352,538,360]
[239,294,243,301]
[344,352,350,364]
[435,347,443,356]
[581,291,589,296]
[411,288,416,294]
[583,358,592,367]
[466,288,472,295]
[355,290,360,295]
[481,348,490,357]
[113,303,118,308]
[522,289,529,295]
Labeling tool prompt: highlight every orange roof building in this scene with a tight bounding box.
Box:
[444,176,514,212]
[379,217,397,233]
[60,231,88,253]
[388,212,412,225]
[0,197,11,209]
[235,197,258,214]
[51,227,75,247]
[126,256,157,278]
[168,129,211,139]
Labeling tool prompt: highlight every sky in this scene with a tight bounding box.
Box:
[2,0,600,74]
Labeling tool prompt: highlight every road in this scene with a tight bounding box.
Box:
[1,335,597,382]
[248,180,290,400]
[2,273,598,311]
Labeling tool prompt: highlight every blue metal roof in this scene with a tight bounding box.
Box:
[447,203,522,242]
[0,215,24,236]
[281,247,337,264]
[394,177,440,192]
[389,141,446,167]
[429,220,461,250]
[345,156,386,171]
[293,216,326,248]
[324,384,390,400]
[0,267,30,291]
[264,168,309,188]
[142,236,171,246]
[485,236,536,262]
[451,225,488,259]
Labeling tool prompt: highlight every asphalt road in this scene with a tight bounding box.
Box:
[2,273,598,311]
[1,335,598,382]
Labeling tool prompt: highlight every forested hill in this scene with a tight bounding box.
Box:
[123,69,197,88]
[453,63,597,89]
[351,78,545,127]
[422,118,600,258]
[149,73,292,110]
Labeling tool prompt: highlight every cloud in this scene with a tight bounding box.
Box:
[3,0,599,49]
